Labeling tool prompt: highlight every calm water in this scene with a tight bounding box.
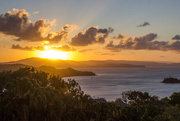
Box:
[63,67,180,101]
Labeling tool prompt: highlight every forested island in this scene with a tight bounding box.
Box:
[1,67,180,121]
[162,77,180,83]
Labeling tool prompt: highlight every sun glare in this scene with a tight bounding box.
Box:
[40,50,70,60]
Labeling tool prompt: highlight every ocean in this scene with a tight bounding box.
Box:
[63,67,180,101]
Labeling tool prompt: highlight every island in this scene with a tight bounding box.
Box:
[38,65,96,77]
[162,77,180,83]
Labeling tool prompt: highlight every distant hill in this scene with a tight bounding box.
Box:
[0,63,96,77]
[9,57,146,68]
[39,66,96,77]
[0,63,30,72]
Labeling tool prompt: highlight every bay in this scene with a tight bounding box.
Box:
[63,67,180,101]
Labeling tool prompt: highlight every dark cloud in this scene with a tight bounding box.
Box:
[51,45,76,51]
[12,44,45,51]
[71,26,113,46]
[113,34,126,40]
[12,44,76,52]
[172,35,180,40]
[46,31,68,44]
[105,33,180,53]
[0,9,74,43]
[98,27,114,33]
[79,49,92,53]
[137,22,150,27]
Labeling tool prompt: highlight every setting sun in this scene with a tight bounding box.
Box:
[40,50,70,60]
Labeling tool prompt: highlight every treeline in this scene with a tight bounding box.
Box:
[0,67,180,121]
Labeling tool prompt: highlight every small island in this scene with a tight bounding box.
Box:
[162,77,180,83]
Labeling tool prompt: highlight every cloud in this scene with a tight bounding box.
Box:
[113,34,127,40]
[61,24,78,31]
[172,35,180,40]
[50,45,76,51]
[12,44,76,52]
[71,26,114,46]
[105,33,180,53]
[137,22,150,27]
[79,49,92,53]
[12,44,45,51]
[0,8,75,43]
[32,11,39,14]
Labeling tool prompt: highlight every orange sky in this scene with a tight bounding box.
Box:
[0,1,180,63]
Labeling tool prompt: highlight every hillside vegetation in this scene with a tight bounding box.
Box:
[0,67,180,121]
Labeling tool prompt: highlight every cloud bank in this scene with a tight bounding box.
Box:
[12,44,45,51]
[105,33,180,52]
[12,44,76,52]
[71,26,114,46]
[0,9,75,43]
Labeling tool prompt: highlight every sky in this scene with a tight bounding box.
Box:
[0,0,180,62]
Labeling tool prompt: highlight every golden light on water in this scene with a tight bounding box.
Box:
[39,50,70,60]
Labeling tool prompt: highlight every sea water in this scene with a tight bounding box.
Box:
[63,67,180,101]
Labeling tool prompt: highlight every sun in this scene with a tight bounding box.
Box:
[39,50,70,60]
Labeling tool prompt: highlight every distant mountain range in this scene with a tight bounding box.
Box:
[5,57,180,68]
[7,57,148,68]
[1,57,180,77]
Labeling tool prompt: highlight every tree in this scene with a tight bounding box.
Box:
[169,92,180,106]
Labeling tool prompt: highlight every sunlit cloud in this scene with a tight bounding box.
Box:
[11,44,76,52]
[0,9,76,44]
[71,26,114,46]
[50,45,76,51]
[105,33,180,53]
[61,24,79,31]
[11,44,45,51]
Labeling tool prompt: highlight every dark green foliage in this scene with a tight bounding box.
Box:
[121,91,161,106]
[0,67,180,121]
[0,67,94,121]
[169,92,180,105]
[155,105,180,121]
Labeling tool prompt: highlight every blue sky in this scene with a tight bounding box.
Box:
[0,0,180,62]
